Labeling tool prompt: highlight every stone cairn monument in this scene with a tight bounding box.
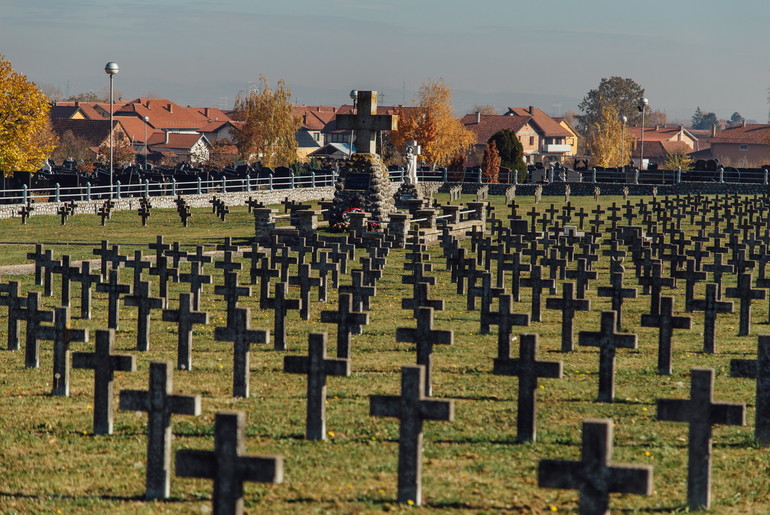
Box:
[331,90,398,223]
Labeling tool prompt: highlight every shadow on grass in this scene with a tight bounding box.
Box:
[0,491,181,503]
[286,494,484,510]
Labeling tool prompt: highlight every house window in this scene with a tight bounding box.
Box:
[740,144,749,151]
[529,136,535,146]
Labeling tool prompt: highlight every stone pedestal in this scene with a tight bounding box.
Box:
[295,210,317,239]
[347,211,368,237]
[254,208,276,243]
[467,202,488,225]
[414,209,437,230]
[331,153,395,223]
[441,205,461,224]
[387,213,410,249]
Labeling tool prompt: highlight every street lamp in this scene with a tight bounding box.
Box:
[638,97,648,170]
[105,62,119,197]
[142,115,149,168]
[620,115,628,172]
[348,89,358,158]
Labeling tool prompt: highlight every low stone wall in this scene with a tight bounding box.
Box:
[0,187,336,220]
[443,181,770,197]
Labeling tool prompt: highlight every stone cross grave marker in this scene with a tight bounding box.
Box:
[120,361,201,500]
[124,280,164,351]
[369,365,454,506]
[468,271,505,334]
[672,259,707,312]
[641,296,691,375]
[339,270,376,312]
[493,334,562,442]
[178,261,212,311]
[263,281,301,351]
[396,307,453,397]
[40,249,60,297]
[289,264,321,321]
[162,292,210,371]
[546,282,591,352]
[688,283,733,354]
[214,307,269,398]
[402,281,443,319]
[96,269,132,331]
[596,272,637,331]
[703,252,734,300]
[72,328,135,434]
[257,257,280,310]
[126,250,152,293]
[657,368,745,510]
[335,90,398,154]
[23,291,53,368]
[37,306,89,396]
[638,262,675,316]
[283,333,351,440]
[175,410,283,515]
[538,419,653,514]
[26,243,45,286]
[0,280,25,350]
[320,292,369,359]
[52,254,79,308]
[481,294,530,359]
[565,257,597,299]
[71,260,100,320]
[730,335,770,445]
[311,250,339,302]
[521,265,556,323]
[93,240,125,281]
[725,272,765,336]
[578,311,637,402]
[215,271,251,328]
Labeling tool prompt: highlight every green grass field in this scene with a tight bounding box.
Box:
[0,193,768,513]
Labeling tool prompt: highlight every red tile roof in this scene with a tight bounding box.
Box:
[460,114,532,144]
[505,107,573,138]
[708,124,770,145]
[51,118,116,146]
[148,132,207,151]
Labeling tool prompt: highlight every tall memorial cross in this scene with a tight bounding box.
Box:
[521,265,556,323]
[369,366,454,506]
[215,271,251,328]
[37,306,89,396]
[263,281,301,351]
[335,90,398,154]
[283,333,351,440]
[538,418,653,514]
[52,254,79,307]
[578,311,637,402]
[96,269,132,331]
[23,291,53,368]
[546,282,591,352]
[641,296,691,375]
[178,261,212,311]
[596,272,637,331]
[124,280,164,351]
[688,283,733,354]
[162,293,209,371]
[481,294,530,359]
[71,260,100,320]
[0,280,25,350]
[120,361,201,500]
[730,335,770,445]
[396,307,453,397]
[320,292,369,359]
[175,410,283,515]
[214,308,270,398]
[657,368,745,510]
[493,334,562,442]
[72,328,135,434]
[725,272,765,336]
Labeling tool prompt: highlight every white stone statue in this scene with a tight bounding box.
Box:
[404,140,421,185]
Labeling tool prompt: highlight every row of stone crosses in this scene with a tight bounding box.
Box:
[3,191,770,513]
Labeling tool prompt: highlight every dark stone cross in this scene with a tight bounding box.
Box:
[311,250,339,302]
[96,269,132,331]
[215,250,243,275]
[369,365,454,506]
[521,265,556,323]
[284,333,351,440]
[0,280,25,350]
[731,335,770,445]
[565,258,597,299]
[396,307,453,397]
[214,308,270,398]
[26,243,46,286]
[481,294,530,359]
[688,283,734,353]
[17,201,34,224]
[40,249,60,297]
[72,328,135,434]
[673,259,707,312]
[93,240,125,281]
[288,263,321,320]
[657,368,745,510]
[641,295,692,376]
[37,306,89,396]
[320,292,369,359]
[175,410,283,514]
[467,271,505,334]
[120,361,201,500]
[579,311,638,402]
[402,281,444,319]
[546,282,591,352]
[703,252,734,300]
[638,262,675,316]
[263,281,301,351]
[125,250,152,292]
[52,254,79,307]
[502,252,531,301]
[162,293,209,371]
[124,280,164,351]
[272,245,297,282]
[178,261,212,311]
[493,333,561,442]
[336,90,398,154]
[214,271,251,328]
[138,203,151,226]
[23,291,53,368]
[538,418,653,514]
[166,241,189,269]
[597,272,637,331]
[242,243,266,285]
[339,270,376,312]
[725,272,765,336]
[187,244,212,272]
[71,260,101,320]
[149,254,178,301]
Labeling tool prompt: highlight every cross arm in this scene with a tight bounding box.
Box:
[607,465,654,495]
[119,389,150,412]
[369,395,401,418]
[420,399,454,421]
[538,460,584,489]
[283,356,309,374]
[656,398,692,423]
[175,449,216,478]
[169,394,202,416]
[709,403,746,426]
[238,455,285,483]
[324,358,351,377]
[730,359,758,379]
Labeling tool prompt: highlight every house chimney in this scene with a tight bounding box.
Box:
[476,111,481,124]
[167,103,173,113]
[678,125,683,131]
[528,106,535,115]
[164,130,169,145]
[711,124,717,137]
[204,107,210,118]
[743,119,747,128]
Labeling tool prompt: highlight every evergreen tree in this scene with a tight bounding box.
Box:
[488,129,527,176]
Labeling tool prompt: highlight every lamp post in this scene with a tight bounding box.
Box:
[348,89,358,158]
[620,115,627,173]
[638,97,648,170]
[142,115,149,169]
[104,62,119,197]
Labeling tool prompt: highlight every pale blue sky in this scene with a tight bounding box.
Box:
[2,0,769,122]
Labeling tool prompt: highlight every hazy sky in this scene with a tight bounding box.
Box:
[3,0,769,122]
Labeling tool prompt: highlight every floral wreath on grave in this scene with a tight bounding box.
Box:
[342,207,365,222]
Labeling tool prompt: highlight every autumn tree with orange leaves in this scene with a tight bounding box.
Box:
[390,78,475,169]
[482,140,501,183]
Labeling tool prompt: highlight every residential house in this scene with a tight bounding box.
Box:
[460,112,539,164]
[705,123,770,167]
[50,118,132,160]
[627,125,700,168]
[146,132,212,165]
[504,107,576,161]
